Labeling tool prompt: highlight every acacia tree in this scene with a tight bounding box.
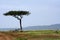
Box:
[4,11,30,32]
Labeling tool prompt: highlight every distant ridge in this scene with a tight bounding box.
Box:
[0,24,60,31]
[0,28,17,31]
[23,24,60,30]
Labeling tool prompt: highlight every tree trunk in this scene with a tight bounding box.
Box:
[20,19,23,32]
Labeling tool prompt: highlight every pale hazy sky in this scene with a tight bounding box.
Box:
[0,0,60,28]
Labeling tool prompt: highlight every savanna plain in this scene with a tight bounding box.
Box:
[0,30,60,40]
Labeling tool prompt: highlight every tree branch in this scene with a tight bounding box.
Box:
[13,15,20,20]
[20,15,23,19]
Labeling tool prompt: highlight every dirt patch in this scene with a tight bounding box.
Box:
[0,33,14,40]
[0,32,60,40]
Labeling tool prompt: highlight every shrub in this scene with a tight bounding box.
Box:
[15,37,27,40]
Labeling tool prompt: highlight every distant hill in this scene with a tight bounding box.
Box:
[23,24,60,30]
[0,24,60,31]
[0,28,17,31]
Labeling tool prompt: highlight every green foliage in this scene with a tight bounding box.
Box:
[4,11,30,16]
[15,37,27,40]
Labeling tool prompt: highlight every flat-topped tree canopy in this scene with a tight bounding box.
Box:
[4,11,30,16]
[3,10,31,32]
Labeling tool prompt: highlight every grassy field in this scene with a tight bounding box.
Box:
[14,30,60,40]
[0,30,60,40]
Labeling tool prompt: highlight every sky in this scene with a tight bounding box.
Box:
[0,0,60,28]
